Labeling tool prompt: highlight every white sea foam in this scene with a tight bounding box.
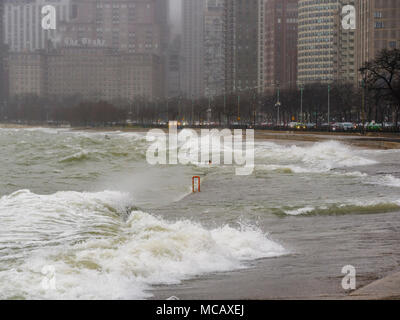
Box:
[368,174,400,188]
[282,199,400,216]
[0,189,286,299]
[256,140,377,172]
[284,206,316,216]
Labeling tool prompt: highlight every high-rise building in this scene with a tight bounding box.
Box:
[8,48,163,101]
[264,0,298,90]
[297,0,358,85]
[4,0,169,101]
[182,0,205,99]
[224,0,265,94]
[204,0,225,97]
[0,0,6,106]
[8,52,47,97]
[60,0,165,55]
[356,0,400,83]
[334,0,356,84]
[297,0,339,85]
[166,35,184,98]
[4,0,72,52]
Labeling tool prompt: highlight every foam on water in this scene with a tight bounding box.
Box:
[0,189,286,299]
[280,200,400,216]
[369,174,400,188]
[256,140,377,172]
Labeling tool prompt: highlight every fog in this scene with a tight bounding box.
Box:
[169,0,182,34]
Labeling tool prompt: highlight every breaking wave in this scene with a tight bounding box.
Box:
[256,140,377,172]
[277,201,400,216]
[0,190,286,299]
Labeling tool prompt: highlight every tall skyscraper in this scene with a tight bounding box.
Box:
[297,0,358,85]
[0,0,5,106]
[334,0,356,84]
[297,0,340,85]
[8,48,163,101]
[356,0,400,83]
[204,0,225,97]
[4,0,169,101]
[264,0,298,90]
[166,35,184,98]
[4,0,72,52]
[182,0,205,98]
[224,0,265,94]
[61,0,166,55]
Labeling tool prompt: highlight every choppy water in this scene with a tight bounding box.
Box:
[0,127,399,299]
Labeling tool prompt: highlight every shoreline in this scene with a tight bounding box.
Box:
[344,270,400,300]
[2,123,400,149]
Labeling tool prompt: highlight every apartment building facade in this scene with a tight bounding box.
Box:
[8,48,163,101]
[264,0,298,90]
[224,0,265,94]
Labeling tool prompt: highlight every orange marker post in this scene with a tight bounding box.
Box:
[192,176,201,193]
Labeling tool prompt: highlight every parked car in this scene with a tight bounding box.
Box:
[331,123,341,131]
[295,123,307,129]
[306,123,316,129]
[383,122,394,128]
[366,122,383,131]
[340,122,356,131]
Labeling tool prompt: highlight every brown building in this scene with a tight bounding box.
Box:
[59,0,165,55]
[8,52,47,97]
[264,0,298,90]
[8,48,163,102]
[356,0,400,83]
[57,0,168,98]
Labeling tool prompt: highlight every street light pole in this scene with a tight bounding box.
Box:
[223,92,226,125]
[276,83,281,126]
[191,95,194,126]
[237,94,240,122]
[166,97,169,122]
[300,85,304,123]
[327,84,331,131]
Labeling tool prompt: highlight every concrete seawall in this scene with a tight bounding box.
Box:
[345,271,400,300]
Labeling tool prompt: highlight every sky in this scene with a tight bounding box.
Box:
[169,0,182,34]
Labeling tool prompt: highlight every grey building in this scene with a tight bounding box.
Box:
[3,0,72,52]
[166,35,184,98]
[182,0,205,99]
[204,0,225,97]
[224,0,265,94]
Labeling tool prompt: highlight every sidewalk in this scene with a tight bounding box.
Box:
[345,271,400,300]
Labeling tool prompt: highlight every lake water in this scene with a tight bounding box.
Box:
[0,127,399,299]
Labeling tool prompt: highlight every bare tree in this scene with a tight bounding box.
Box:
[360,49,400,126]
